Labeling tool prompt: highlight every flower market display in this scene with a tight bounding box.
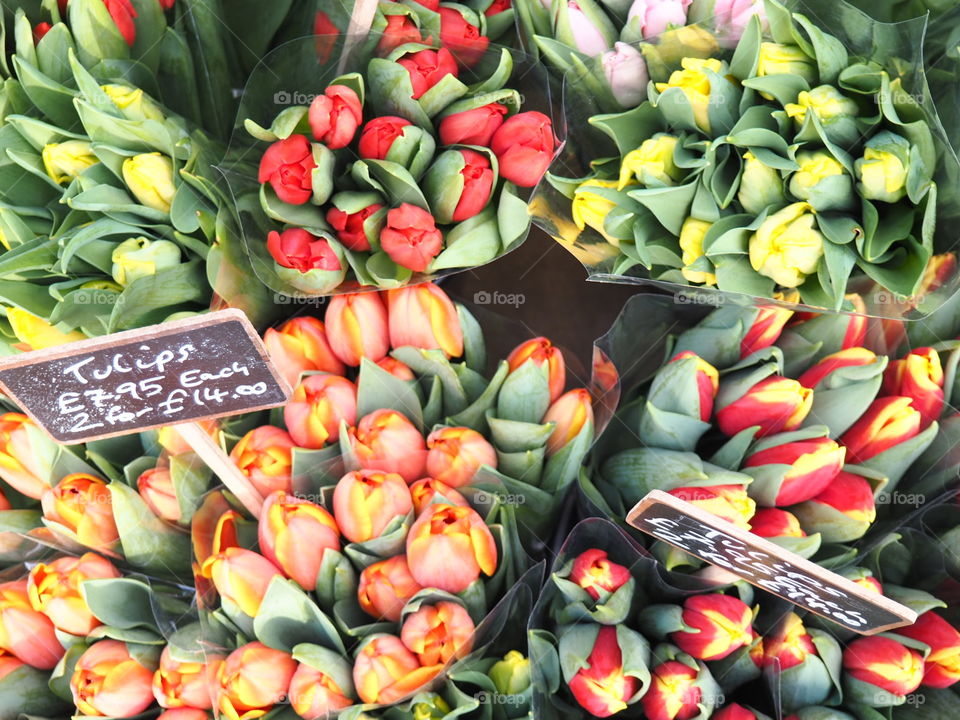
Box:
[0,0,958,718]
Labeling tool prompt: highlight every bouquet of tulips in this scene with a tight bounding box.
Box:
[533,0,960,317]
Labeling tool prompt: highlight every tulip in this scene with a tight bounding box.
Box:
[749,508,806,538]
[263,316,346,388]
[761,613,815,671]
[843,568,883,594]
[358,555,423,621]
[855,131,911,203]
[153,645,221,709]
[601,41,649,108]
[798,347,877,388]
[569,626,639,717]
[573,178,621,244]
[618,133,681,189]
[267,228,344,275]
[359,117,413,159]
[123,153,176,213]
[544,388,595,455]
[387,283,465,358]
[641,660,701,720]
[570,549,631,600]
[788,151,853,212]
[738,151,785,214]
[401,600,475,665]
[560,0,615,55]
[667,351,719,422]
[216,642,297,720]
[712,0,765,47]
[259,492,340,591]
[284,374,357,449]
[258,135,317,205]
[749,202,824,288]
[439,6,490,66]
[841,396,922,463]
[714,705,766,720]
[289,661,354,717]
[485,0,511,14]
[0,580,63,669]
[785,86,859,140]
[42,140,99,184]
[42,473,120,551]
[881,347,944,428]
[507,336,566,402]
[756,43,815,82]
[716,377,813,438]
[490,651,531,695]
[0,413,51,499]
[407,503,497,593]
[655,57,727,133]
[348,409,427,482]
[71,640,155,717]
[425,426,497,488]
[667,485,756,530]
[377,13,422,55]
[111,237,181,286]
[380,203,443,272]
[309,85,363,149]
[101,83,166,121]
[33,22,52,42]
[333,469,413,544]
[671,594,754,661]
[793,470,876,542]
[398,48,459,99]
[896,610,960,688]
[201,547,282,617]
[378,356,416,380]
[353,634,440,704]
[441,149,496,223]
[678,217,717,285]
[27,552,121,636]
[325,292,390,366]
[158,711,210,720]
[409,477,470,515]
[489,111,557,187]
[7,307,86,350]
[327,201,384,252]
[842,636,924,700]
[438,103,508,147]
[626,0,690,39]
[137,466,181,523]
[229,425,295,496]
[741,305,793,358]
[743,437,845,506]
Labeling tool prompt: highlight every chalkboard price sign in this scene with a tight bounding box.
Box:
[0,310,291,444]
[627,491,916,635]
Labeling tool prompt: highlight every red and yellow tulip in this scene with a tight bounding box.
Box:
[667,485,756,530]
[153,645,221,709]
[263,316,345,388]
[507,337,566,402]
[358,555,423,622]
[325,292,390,366]
[569,626,640,718]
[761,613,815,671]
[348,409,427,483]
[27,552,121,636]
[333,470,413,544]
[0,579,63,669]
[743,437,845,506]
[400,600,475,665]
[717,377,812,438]
[289,662,354,717]
[406,504,497,594]
[201,548,282,617]
[229,426,295,496]
[408,477,469,515]
[259,491,340,591]
[797,347,877,389]
[841,396,922,463]
[284,374,357,449]
[138,466,181,523]
[741,305,793,358]
[842,636,924,698]
[425,426,497,488]
[881,347,944,428]
[543,389,595,454]
[569,548,632,601]
[670,351,719,422]
[897,611,960,688]
[641,660,702,720]
[0,413,50,499]
[216,642,297,720]
[672,594,754,661]
[387,284,464,358]
[41,473,119,552]
[353,634,440,705]
[748,508,806,538]
[70,640,156,716]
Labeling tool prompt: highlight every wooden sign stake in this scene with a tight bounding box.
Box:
[338,0,379,74]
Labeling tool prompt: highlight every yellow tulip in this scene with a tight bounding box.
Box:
[41,141,99,184]
[756,43,816,83]
[749,202,824,288]
[855,133,911,204]
[101,84,166,122]
[655,57,725,133]
[6,307,85,351]
[573,178,621,244]
[738,152,785,214]
[678,217,717,285]
[618,134,681,189]
[122,153,176,213]
[784,85,858,126]
[789,150,847,200]
[111,237,182,286]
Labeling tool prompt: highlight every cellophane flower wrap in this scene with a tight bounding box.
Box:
[220,27,560,297]
[532,0,960,318]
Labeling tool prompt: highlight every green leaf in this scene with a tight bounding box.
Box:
[81,578,160,632]
[254,576,346,654]
[357,357,424,431]
[496,359,550,424]
[107,481,192,576]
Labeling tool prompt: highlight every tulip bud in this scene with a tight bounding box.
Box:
[738,151,786,215]
[641,660,702,720]
[101,83,166,121]
[490,111,558,187]
[158,711,211,720]
[569,626,641,717]
[267,229,346,293]
[0,413,53,499]
[380,202,443,272]
[111,237,181,286]
[387,283,464,358]
[201,548,283,617]
[284,374,357,449]
[569,549,631,600]
[42,473,120,551]
[678,217,718,285]
[572,178,621,245]
[439,6,490,66]
[841,568,883,594]
[555,0,616,55]
[785,85,858,125]
[326,292,390,367]
[423,148,495,224]
[122,153,176,213]
[398,48,459,100]
[714,705,771,720]
[42,140,99,184]
[358,555,423,621]
[153,645,221,709]
[741,305,793,358]
[229,425,295,496]
[425,426,497,488]
[882,347,944,429]
[655,57,731,133]
[0,580,63,669]
[259,492,340,591]
[798,347,878,389]
[749,202,824,288]
[289,660,354,717]
[333,469,413,544]
[840,396,922,464]
[507,337,566,402]
[896,610,960,688]
[326,195,385,252]
[855,131,911,204]
[216,642,297,719]
[409,477,469,515]
[762,613,814,670]
[490,650,532,695]
[348,409,427,482]
[72,640,156,717]
[264,316,346,388]
[618,133,681,189]
[353,634,440,704]
[717,376,813,438]
[672,594,754,661]
[407,503,497,593]
[438,103,508,147]
[6,306,86,351]
[789,151,853,212]
[793,471,876,543]
[138,466,181,523]
[756,43,815,83]
[543,388,595,455]
[742,436,845,506]
[749,508,806,538]
[842,636,923,704]
[27,552,121,636]
[258,135,318,206]
[309,85,363,149]
[401,600,475,665]
[377,356,416,381]
[667,485,756,530]
[602,42,649,108]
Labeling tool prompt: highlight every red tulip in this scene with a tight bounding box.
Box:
[507,336,566,401]
[71,640,155,717]
[359,116,413,160]
[409,477,469,515]
[387,283,464,358]
[258,135,316,205]
[741,305,793,358]
[881,347,944,428]
[743,437,845,506]
[229,426,295,496]
[406,504,498,593]
[748,508,806,538]
[398,48,459,100]
[452,149,495,222]
[411,0,439,8]
[485,0,512,15]
[843,636,924,697]
[325,291,390,366]
[842,295,868,348]
[137,466,181,523]
[490,111,557,187]
[314,11,339,64]
[425,426,497,488]
[569,549,631,600]
[0,580,63,669]
[267,228,342,273]
[672,594,754,661]
[897,610,960,688]
[327,203,383,252]
[33,22,52,43]
[380,203,443,272]
[841,396,922,463]
[333,469,413,544]
[348,409,428,482]
[669,351,719,422]
[714,704,762,720]
[569,626,639,717]
[439,7,490,66]
[259,491,340,591]
[309,85,362,149]
[377,14,423,55]
[716,377,812,438]
[284,374,357,449]
[358,555,423,621]
[762,613,815,670]
[797,347,877,388]
[264,316,345,388]
[102,0,138,46]
[641,660,701,720]
[439,103,508,147]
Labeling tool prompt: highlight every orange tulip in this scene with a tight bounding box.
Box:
[882,347,945,428]
[353,634,441,705]
[348,409,427,483]
[358,555,424,621]
[158,711,211,720]
[840,396,922,463]
[259,491,340,590]
[0,579,63,669]
[138,466,181,523]
[671,594,754,661]
[377,356,416,380]
[289,662,354,717]
[748,508,806,538]
[386,284,464,358]
[409,477,469,515]
[843,636,924,698]
[229,426,295,496]
[667,485,756,530]
[325,292,390,366]
[284,374,357,449]
[507,337,566,402]
[263,316,345,388]
[71,639,156,717]
[333,470,412,544]
[157,419,219,456]
[716,377,813,438]
[153,645,222,709]
[425,427,497,488]
[216,642,297,720]
[569,626,640,718]
[741,305,793,358]
[569,549,632,600]
[543,389,595,454]
[797,347,877,389]
[0,413,50,499]
[201,548,283,617]
[41,473,119,551]
[27,552,121,636]
[762,613,815,670]
[401,601,475,665]
[406,503,497,593]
